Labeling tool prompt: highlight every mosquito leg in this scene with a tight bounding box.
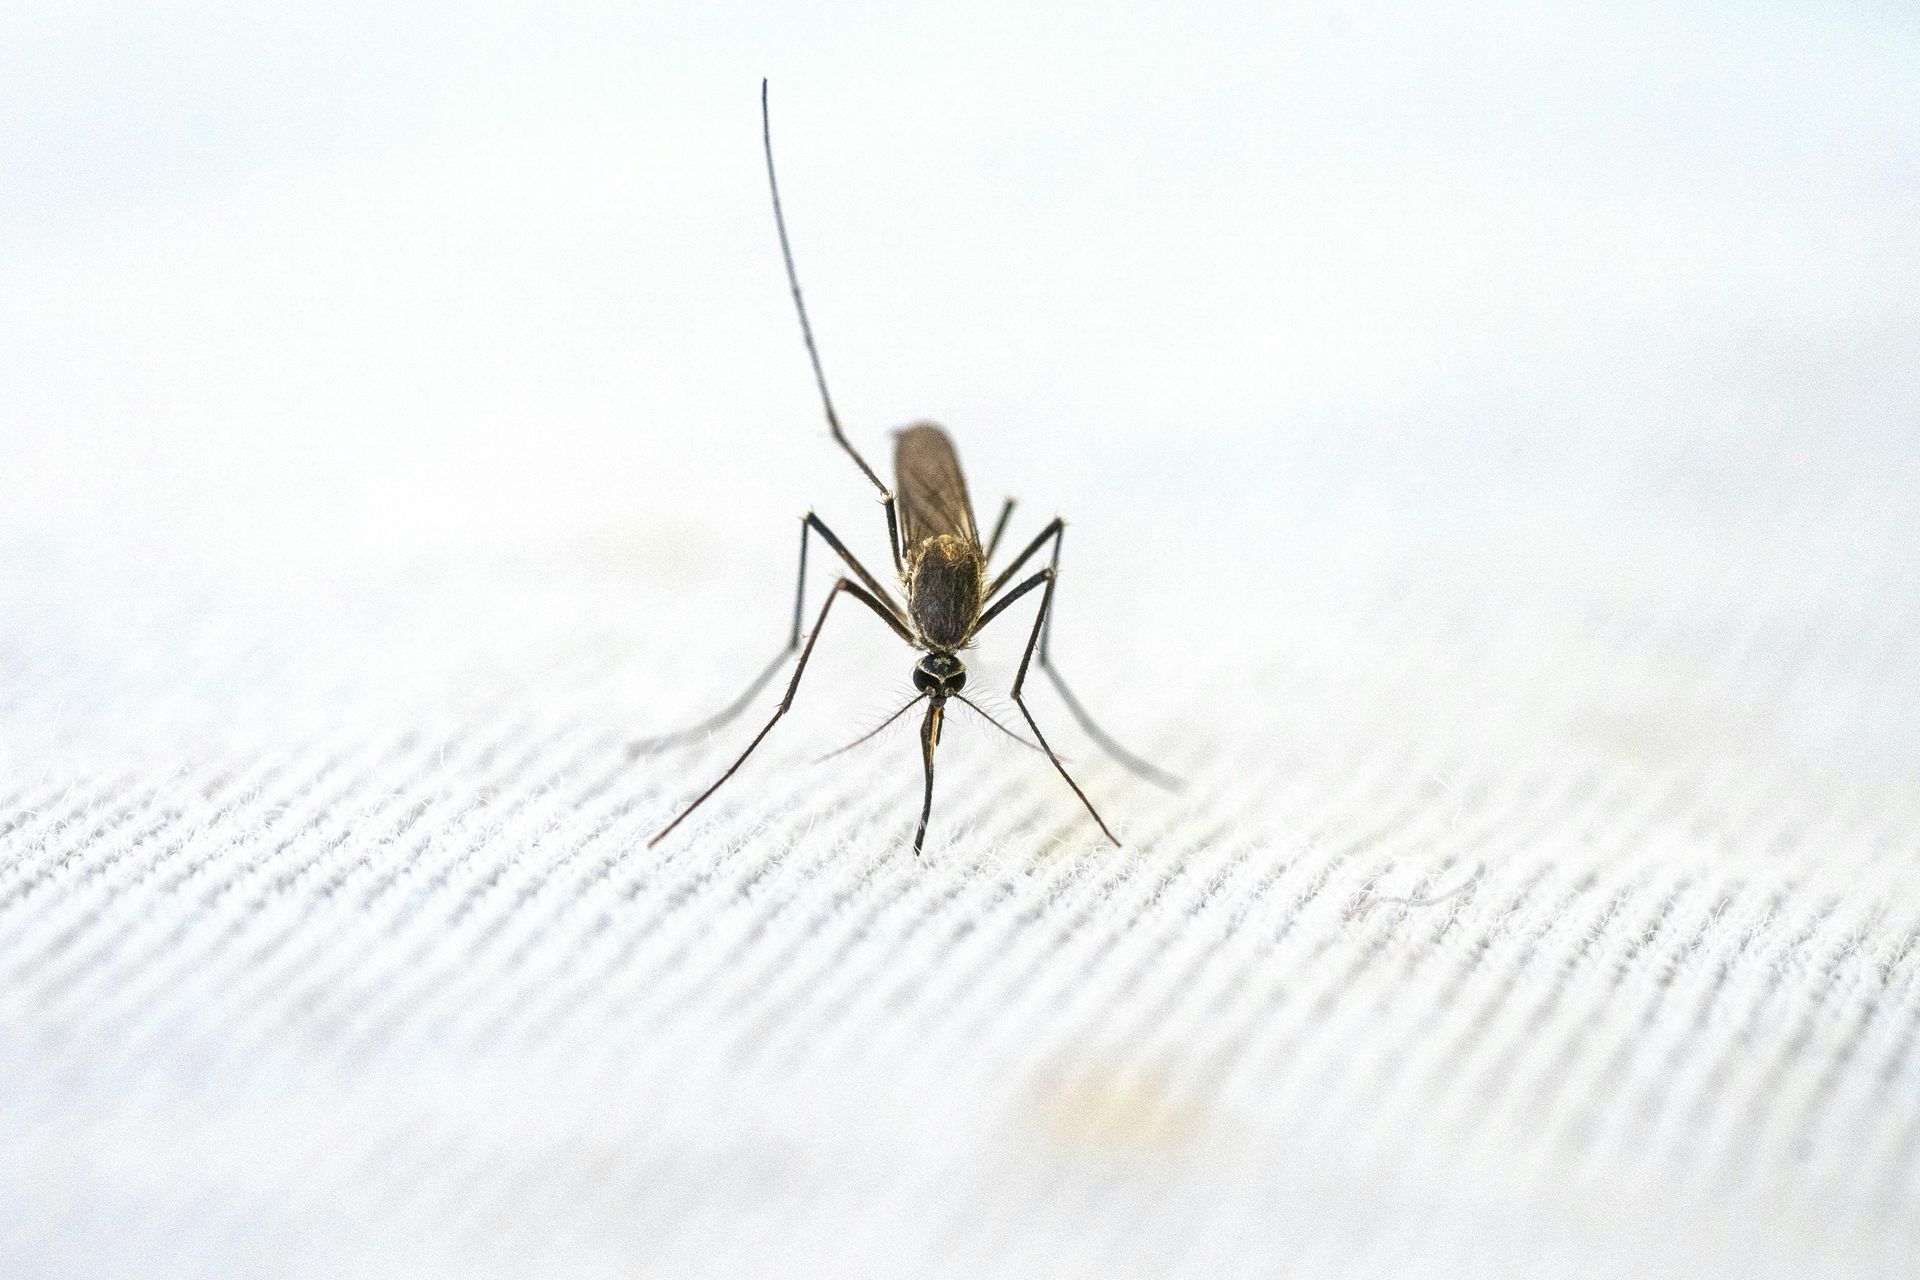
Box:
[984,497,1017,563]
[803,511,903,617]
[762,82,906,578]
[882,496,904,578]
[978,521,1182,791]
[650,578,911,847]
[631,515,905,755]
[983,567,1121,846]
[1034,526,1182,791]
[985,516,1061,599]
[1036,665,1182,791]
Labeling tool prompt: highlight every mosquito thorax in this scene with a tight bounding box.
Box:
[905,534,986,650]
[913,652,967,695]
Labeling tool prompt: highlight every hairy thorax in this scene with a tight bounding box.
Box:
[905,534,985,651]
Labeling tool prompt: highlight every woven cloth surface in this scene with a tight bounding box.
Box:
[4,5,1919,1277]
[5,423,1918,1278]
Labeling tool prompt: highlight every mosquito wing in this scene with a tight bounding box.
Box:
[894,422,980,550]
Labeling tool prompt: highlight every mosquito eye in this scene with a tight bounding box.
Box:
[913,666,939,693]
[948,668,967,692]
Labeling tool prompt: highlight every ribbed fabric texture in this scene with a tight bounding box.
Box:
[3,10,1915,1271]
[3,427,1916,1277]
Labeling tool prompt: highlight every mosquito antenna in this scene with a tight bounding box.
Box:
[954,694,1044,754]
[815,693,928,762]
[762,79,893,505]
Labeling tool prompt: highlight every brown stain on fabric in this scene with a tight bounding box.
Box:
[1025,1062,1204,1152]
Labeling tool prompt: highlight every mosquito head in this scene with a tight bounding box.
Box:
[913,651,967,697]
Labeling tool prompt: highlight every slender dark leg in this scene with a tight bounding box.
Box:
[991,567,1122,846]
[914,698,946,854]
[631,513,904,755]
[762,83,905,578]
[977,519,1182,791]
[1033,525,1182,791]
[804,511,903,615]
[649,578,910,847]
[986,516,1061,599]
[984,497,1016,563]
[1038,666,1181,791]
[976,564,1050,632]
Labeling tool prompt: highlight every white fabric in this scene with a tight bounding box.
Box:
[4,4,1919,1277]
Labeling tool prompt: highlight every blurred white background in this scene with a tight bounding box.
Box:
[5,0,1913,570]
[3,3,1919,1277]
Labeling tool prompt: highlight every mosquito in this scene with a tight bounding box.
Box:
[636,81,1180,854]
